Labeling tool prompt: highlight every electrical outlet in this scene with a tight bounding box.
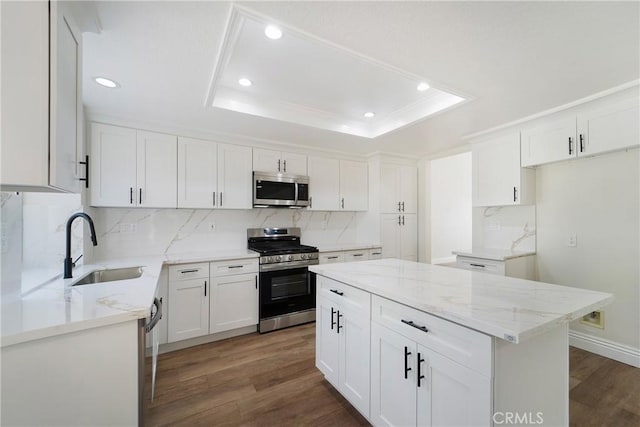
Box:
[118,223,137,234]
[208,222,216,232]
[567,233,577,247]
[580,310,604,329]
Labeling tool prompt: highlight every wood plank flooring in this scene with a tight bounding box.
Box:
[146,323,639,426]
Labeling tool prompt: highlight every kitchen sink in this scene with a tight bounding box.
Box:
[72,266,143,286]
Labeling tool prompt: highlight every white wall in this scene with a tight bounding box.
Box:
[89,207,371,261]
[536,148,639,360]
[429,152,472,263]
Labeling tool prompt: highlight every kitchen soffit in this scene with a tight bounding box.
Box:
[206,6,471,139]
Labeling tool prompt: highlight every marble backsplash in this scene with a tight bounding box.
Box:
[89,207,371,261]
[472,205,536,252]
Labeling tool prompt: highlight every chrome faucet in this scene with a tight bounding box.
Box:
[63,212,98,279]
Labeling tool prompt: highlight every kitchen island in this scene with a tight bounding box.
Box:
[310,258,613,426]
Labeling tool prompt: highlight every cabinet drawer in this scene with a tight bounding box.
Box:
[319,252,345,264]
[210,259,258,277]
[169,263,209,281]
[368,248,383,260]
[318,276,370,314]
[371,295,492,377]
[456,256,505,276]
[344,250,368,262]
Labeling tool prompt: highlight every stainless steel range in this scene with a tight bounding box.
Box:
[247,227,319,333]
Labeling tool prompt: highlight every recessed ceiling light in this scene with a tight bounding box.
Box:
[238,78,253,87]
[364,112,375,118]
[417,82,430,92]
[265,25,282,40]
[94,77,118,88]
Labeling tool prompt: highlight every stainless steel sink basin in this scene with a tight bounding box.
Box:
[72,266,143,286]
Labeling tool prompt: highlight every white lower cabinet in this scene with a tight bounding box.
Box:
[319,247,382,265]
[167,263,210,342]
[316,277,370,418]
[209,272,258,334]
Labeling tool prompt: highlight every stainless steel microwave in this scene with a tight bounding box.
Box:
[253,172,309,208]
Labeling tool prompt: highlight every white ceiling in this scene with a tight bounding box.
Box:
[82,1,640,157]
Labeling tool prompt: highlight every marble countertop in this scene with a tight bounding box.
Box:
[452,248,536,261]
[317,244,382,253]
[310,259,612,343]
[1,250,259,348]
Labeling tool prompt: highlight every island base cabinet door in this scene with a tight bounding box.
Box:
[416,345,492,427]
[167,278,209,342]
[316,295,340,386]
[371,324,417,427]
[209,273,258,333]
[339,305,370,417]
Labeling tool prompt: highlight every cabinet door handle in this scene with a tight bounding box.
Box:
[341,198,345,209]
[330,289,344,296]
[213,192,216,206]
[204,280,207,297]
[417,353,426,387]
[331,307,336,330]
[404,346,412,379]
[283,160,287,172]
[180,269,199,274]
[255,275,257,289]
[139,188,142,204]
[513,186,517,202]
[568,137,574,155]
[130,187,133,204]
[401,319,429,333]
[337,310,343,333]
[220,192,223,206]
[309,196,312,209]
[398,201,401,212]
[401,201,405,212]
[402,215,405,226]
[398,215,401,226]
[579,134,585,153]
[277,159,281,172]
[79,155,89,188]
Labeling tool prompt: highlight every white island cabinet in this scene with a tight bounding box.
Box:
[310,259,613,426]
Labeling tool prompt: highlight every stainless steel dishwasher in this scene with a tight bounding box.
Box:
[138,297,162,425]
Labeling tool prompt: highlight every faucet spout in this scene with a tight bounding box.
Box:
[64,212,98,279]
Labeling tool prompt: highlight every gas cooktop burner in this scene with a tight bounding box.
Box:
[247,227,319,269]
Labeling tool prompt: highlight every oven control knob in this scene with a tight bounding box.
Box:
[276,256,282,262]
[267,257,273,263]
[287,255,293,261]
[300,253,307,260]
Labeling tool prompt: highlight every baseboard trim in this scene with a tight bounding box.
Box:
[569,330,640,368]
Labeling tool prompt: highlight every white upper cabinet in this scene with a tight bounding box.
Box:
[577,97,639,157]
[253,148,307,175]
[90,124,177,208]
[522,92,639,167]
[1,1,83,192]
[521,117,577,167]
[472,132,535,207]
[217,143,253,209]
[308,156,340,210]
[339,160,368,211]
[380,164,417,214]
[381,214,417,261]
[90,124,137,207]
[136,131,178,208]
[177,137,218,209]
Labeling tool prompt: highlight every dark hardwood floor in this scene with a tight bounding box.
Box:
[146,323,640,426]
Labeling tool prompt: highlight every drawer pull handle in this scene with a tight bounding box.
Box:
[404,346,412,379]
[228,265,243,269]
[353,254,364,257]
[417,353,425,387]
[180,269,199,274]
[401,319,429,333]
[371,252,381,255]
[330,289,344,296]
[327,256,339,260]
[470,263,486,268]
